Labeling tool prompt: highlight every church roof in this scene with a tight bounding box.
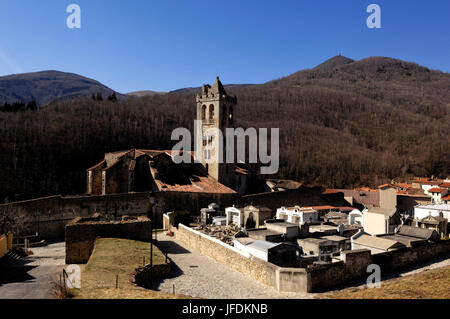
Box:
[210,77,227,96]
[88,149,236,194]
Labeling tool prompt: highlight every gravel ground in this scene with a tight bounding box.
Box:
[0,242,65,299]
[153,233,314,299]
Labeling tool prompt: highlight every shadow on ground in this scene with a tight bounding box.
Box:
[0,256,37,286]
[149,239,190,292]
[154,239,191,255]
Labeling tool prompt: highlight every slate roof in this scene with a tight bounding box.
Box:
[353,234,405,251]
[211,77,228,96]
[397,225,439,240]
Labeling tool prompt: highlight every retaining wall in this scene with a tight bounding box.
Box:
[0,191,236,240]
[175,224,310,293]
[65,218,152,264]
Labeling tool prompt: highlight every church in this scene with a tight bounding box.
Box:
[86,77,256,196]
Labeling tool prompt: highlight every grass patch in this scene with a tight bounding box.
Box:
[72,238,185,299]
[321,265,450,299]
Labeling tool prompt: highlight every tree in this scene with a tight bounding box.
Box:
[26,100,38,111]
[12,102,25,112]
[96,92,103,101]
[107,92,118,102]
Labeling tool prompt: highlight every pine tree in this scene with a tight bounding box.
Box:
[26,100,38,111]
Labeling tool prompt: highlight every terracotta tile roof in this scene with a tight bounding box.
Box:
[333,189,380,206]
[236,167,248,175]
[311,205,337,210]
[149,152,236,194]
[355,187,377,192]
[153,174,236,194]
[419,181,442,186]
[428,188,446,193]
[439,182,450,188]
[442,195,450,201]
[336,207,356,212]
[89,149,235,194]
[323,189,340,194]
[395,183,413,189]
[87,159,106,171]
[378,184,393,189]
[397,188,431,198]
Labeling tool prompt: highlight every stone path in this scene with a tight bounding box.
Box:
[0,242,65,299]
[153,233,313,299]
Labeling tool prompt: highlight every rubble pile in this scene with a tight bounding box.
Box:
[195,224,241,246]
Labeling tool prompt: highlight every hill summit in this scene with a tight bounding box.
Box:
[0,70,122,106]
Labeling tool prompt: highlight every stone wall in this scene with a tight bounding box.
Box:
[65,218,152,264]
[175,223,450,293]
[308,241,450,291]
[132,263,172,289]
[0,191,236,240]
[175,224,310,293]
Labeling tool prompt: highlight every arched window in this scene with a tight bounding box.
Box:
[202,105,206,120]
[209,104,215,120]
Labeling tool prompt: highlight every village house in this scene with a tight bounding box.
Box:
[397,188,432,214]
[427,187,449,204]
[362,207,401,235]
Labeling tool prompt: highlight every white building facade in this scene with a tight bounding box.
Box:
[276,206,318,225]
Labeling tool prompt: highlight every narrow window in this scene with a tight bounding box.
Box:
[202,105,206,120]
[209,105,215,120]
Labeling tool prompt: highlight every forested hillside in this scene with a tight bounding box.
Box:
[0,56,449,201]
[0,70,123,106]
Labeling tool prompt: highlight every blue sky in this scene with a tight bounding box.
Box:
[0,0,449,93]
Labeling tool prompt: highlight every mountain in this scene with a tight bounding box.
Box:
[169,84,255,94]
[0,55,449,200]
[312,54,355,72]
[0,70,124,106]
[127,90,167,97]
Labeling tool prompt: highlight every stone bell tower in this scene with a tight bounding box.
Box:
[196,77,237,189]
